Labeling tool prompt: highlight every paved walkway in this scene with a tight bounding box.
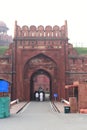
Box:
[1,101,87,130]
[10,101,65,114]
[54,102,65,113]
[10,102,27,114]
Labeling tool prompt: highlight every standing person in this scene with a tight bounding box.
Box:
[35,91,39,101]
[39,92,43,101]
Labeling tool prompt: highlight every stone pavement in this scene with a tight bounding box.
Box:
[1,101,87,130]
[10,101,65,115]
[10,102,27,114]
[54,101,65,113]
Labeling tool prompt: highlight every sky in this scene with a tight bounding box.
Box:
[0,0,87,47]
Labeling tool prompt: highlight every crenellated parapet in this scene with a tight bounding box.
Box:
[14,20,68,39]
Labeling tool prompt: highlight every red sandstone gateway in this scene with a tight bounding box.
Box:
[1,20,87,104]
[12,21,68,101]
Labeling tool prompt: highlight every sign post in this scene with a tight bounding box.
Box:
[53,93,58,102]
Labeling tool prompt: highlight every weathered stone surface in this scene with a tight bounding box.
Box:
[0,21,87,106]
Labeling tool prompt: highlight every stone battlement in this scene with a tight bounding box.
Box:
[14,20,68,38]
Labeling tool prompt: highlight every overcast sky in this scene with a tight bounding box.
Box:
[0,0,87,47]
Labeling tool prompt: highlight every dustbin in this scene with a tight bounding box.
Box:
[64,106,70,113]
[0,97,10,118]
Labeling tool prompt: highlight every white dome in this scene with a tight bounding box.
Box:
[0,21,7,27]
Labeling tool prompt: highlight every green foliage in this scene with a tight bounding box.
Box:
[0,46,8,55]
[74,47,87,54]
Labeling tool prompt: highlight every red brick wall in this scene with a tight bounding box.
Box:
[78,84,87,110]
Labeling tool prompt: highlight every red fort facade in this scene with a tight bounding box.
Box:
[0,21,87,103]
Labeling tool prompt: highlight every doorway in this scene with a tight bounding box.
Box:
[30,69,52,101]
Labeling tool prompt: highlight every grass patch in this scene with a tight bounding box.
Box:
[0,46,8,55]
[74,47,87,55]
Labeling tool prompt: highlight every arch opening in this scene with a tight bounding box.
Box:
[23,53,58,101]
[30,69,52,101]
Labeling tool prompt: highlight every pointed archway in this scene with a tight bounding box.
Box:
[30,69,52,101]
[23,53,58,101]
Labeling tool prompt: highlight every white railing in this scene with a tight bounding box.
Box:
[61,99,70,105]
[10,99,19,106]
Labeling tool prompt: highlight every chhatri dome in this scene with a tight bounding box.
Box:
[0,21,12,45]
[0,21,9,33]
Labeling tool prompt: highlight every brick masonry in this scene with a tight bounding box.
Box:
[78,84,87,110]
[0,21,87,109]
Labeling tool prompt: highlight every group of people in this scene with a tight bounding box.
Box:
[34,87,45,101]
[34,91,45,101]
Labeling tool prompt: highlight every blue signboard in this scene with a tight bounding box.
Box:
[54,93,58,98]
[0,80,9,92]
